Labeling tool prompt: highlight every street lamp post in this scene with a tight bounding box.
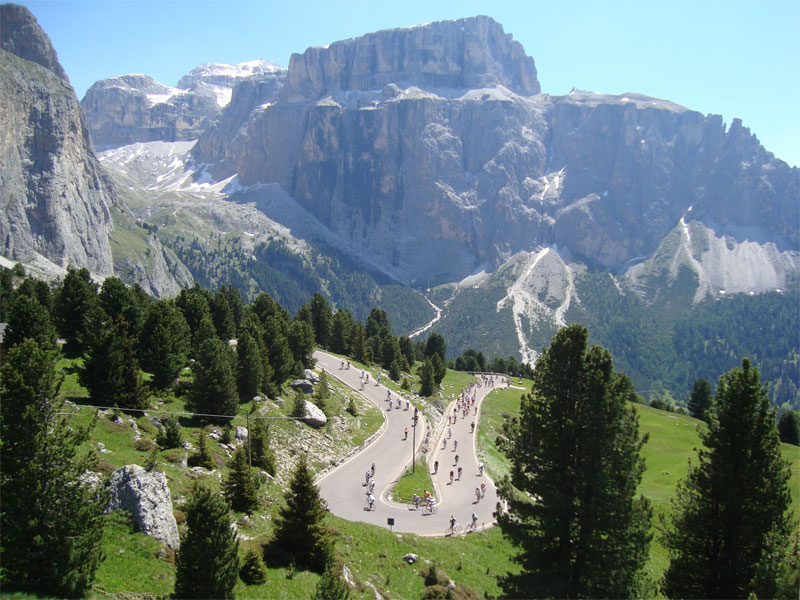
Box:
[412,407,418,473]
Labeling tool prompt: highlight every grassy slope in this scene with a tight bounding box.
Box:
[44,360,799,599]
[476,386,800,583]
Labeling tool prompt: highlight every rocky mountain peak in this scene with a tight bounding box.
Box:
[282,15,540,102]
[0,3,68,80]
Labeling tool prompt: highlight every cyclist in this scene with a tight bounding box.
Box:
[449,470,454,483]
[454,453,459,464]
[365,470,371,484]
[404,427,408,440]
[367,493,375,510]
[457,466,462,480]
[447,426,452,439]
[453,439,458,451]
[475,487,481,502]
[369,479,375,493]
[406,399,410,410]
[371,462,376,476]
[433,460,439,474]
[470,421,475,433]
[480,482,486,498]
[412,493,420,509]
[471,512,478,529]
[478,462,484,475]
[449,515,457,533]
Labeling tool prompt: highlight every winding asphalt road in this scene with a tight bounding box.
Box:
[314,351,499,536]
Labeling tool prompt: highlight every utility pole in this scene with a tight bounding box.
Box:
[412,406,418,473]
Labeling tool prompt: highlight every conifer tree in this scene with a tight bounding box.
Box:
[248,418,276,475]
[223,446,260,514]
[310,292,333,349]
[497,324,652,599]
[157,417,183,449]
[0,340,106,597]
[431,352,446,386]
[312,569,351,600]
[139,300,190,390]
[3,292,57,350]
[273,454,334,572]
[191,337,238,417]
[330,309,354,355]
[418,357,435,397]
[239,548,267,585]
[777,410,799,445]
[661,358,792,599]
[288,319,316,369]
[192,431,215,470]
[174,485,239,599]
[687,377,712,421]
[314,369,330,414]
[349,322,368,364]
[53,267,96,357]
[237,330,263,402]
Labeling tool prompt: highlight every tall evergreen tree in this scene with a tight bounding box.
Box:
[139,300,190,390]
[98,276,145,339]
[330,309,354,355]
[314,369,330,415]
[288,319,316,369]
[191,337,239,418]
[309,292,333,349]
[418,357,435,397]
[497,324,652,598]
[3,293,57,350]
[273,454,334,572]
[248,418,276,475]
[237,330,263,402]
[777,409,799,446]
[174,485,239,599]
[431,352,446,386]
[424,332,447,364]
[211,289,237,342]
[687,377,712,420]
[53,267,96,357]
[349,322,368,365]
[661,358,792,599]
[80,311,146,409]
[223,446,260,514]
[0,340,106,597]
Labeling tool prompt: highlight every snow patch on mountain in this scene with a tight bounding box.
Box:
[496,248,576,364]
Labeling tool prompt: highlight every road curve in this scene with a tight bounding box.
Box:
[314,351,499,536]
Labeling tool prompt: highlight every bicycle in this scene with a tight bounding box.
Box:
[447,524,462,535]
[422,503,438,515]
[363,500,376,511]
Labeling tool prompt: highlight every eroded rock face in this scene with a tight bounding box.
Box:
[105,464,180,549]
[301,400,328,428]
[282,16,539,102]
[0,4,115,275]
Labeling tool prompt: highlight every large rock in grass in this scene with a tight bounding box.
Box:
[302,400,328,428]
[105,464,180,549]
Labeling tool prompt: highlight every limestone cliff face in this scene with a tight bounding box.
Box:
[0,3,115,275]
[83,61,283,150]
[282,15,539,102]
[230,16,797,286]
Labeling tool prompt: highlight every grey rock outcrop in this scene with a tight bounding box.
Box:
[105,464,180,549]
[0,3,116,275]
[81,74,220,150]
[290,379,315,394]
[301,400,327,428]
[229,16,797,286]
[282,16,539,102]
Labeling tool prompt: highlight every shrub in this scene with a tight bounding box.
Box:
[134,438,156,452]
[239,548,267,585]
[156,417,183,449]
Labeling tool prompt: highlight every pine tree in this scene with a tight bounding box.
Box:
[157,417,183,449]
[418,357,435,397]
[777,410,799,445]
[349,322,368,364]
[661,358,792,599]
[273,454,334,572]
[191,431,215,470]
[330,309,354,355]
[3,292,57,350]
[191,337,239,417]
[248,418,276,475]
[288,319,316,369]
[0,339,106,597]
[497,324,652,599]
[237,330,263,402]
[688,377,712,420]
[139,300,190,390]
[223,446,260,514]
[239,548,267,585]
[314,370,330,414]
[310,292,333,349]
[431,352,446,386]
[80,311,146,409]
[174,485,240,599]
[53,267,96,357]
[312,569,351,600]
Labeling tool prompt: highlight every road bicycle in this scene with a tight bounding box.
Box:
[421,503,438,515]
[408,500,421,510]
[363,501,376,511]
[446,523,462,535]
[467,521,478,532]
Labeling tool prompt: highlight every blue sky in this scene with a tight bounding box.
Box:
[16,0,800,167]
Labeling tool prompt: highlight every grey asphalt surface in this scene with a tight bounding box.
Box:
[314,351,499,536]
